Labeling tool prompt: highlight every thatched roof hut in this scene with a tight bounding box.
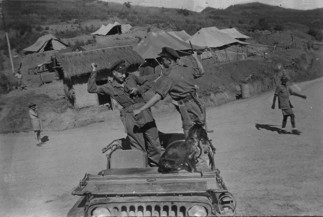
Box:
[56,46,144,80]
[55,46,144,108]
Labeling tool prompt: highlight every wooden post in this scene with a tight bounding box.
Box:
[5,32,15,74]
[1,6,15,74]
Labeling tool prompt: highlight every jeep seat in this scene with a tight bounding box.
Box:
[109,149,148,169]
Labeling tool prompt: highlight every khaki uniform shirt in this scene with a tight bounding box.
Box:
[87,71,144,108]
[155,64,203,101]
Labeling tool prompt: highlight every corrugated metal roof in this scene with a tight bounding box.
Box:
[56,46,144,79]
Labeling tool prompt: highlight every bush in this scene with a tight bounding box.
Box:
[308,28,323,41]
[0,70,17,94]
[123,2,131,9]
[35,25,43,31]
[257,18,270,31]
[12,22,33,35]
[274,24,283,31]
[177,8,191,16]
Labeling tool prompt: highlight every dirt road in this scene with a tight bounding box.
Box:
[1,78,322,217]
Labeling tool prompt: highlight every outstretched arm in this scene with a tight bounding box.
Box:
[87,63,100,93]
[192,51,205,78]
[133,94,162,116]
[290,89,307,99]
[129,73,160,95]
[87,63,111,95]
[133,76,172,115]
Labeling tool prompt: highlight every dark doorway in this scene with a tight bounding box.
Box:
[96,80,111,107]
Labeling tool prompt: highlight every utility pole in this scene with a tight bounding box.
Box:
[0,0,15,74]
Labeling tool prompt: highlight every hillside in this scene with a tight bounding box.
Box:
[204,3,323,30]
[0,1,322,53]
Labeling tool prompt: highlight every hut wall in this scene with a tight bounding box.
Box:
[74,83,98,108]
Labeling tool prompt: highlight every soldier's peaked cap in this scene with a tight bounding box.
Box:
[158,47,180,60]
[111,60,126,73]
[28,103,36,108]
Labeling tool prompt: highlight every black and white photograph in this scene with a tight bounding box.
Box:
[0,0,322,216]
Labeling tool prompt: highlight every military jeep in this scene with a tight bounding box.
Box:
[67,138,236,217]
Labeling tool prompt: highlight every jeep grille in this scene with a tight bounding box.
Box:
[89,202,210,217]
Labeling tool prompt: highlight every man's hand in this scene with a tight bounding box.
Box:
[91,63,97,71]
[192,51,198,58]
[133,109,142,116]
[130,87,139,95]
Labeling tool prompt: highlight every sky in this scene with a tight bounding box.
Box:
[101,0,323,12]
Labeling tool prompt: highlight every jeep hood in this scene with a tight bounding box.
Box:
[72,168,225,196]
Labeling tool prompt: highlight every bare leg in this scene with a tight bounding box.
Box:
[282,115,288,129]
[290,114,296,128]
[34,131,38,142]
[36,131,41,142]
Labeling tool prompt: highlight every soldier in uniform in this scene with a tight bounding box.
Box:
[87,61,162,166]
[133,47,206,137]
[272,75,307,134]
[124,69,161,103]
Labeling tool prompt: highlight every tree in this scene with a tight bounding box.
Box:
[308,28,323,41]
[35,25,43,32]
[273,24,283,31]
[177,8,191,16]
[124,2,131,9]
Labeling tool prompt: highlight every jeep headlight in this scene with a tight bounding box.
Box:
[91,207,111,217]
[187,205,207,217]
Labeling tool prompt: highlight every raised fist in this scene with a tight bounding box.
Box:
[91,63,97,70]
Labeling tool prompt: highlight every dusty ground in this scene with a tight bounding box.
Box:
[0,77,322,217]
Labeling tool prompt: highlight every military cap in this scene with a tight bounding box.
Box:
[158,47,180,60]
[28,103,36,108]
[111,60,126,73]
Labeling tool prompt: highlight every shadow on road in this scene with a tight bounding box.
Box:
[41,136,49,143]
[255,123,301,135]
[37,136,50,147]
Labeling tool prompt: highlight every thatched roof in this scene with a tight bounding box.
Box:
[56,46,144,79]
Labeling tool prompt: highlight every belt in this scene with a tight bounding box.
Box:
[177,95,195,105]
[177,92,204,113]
